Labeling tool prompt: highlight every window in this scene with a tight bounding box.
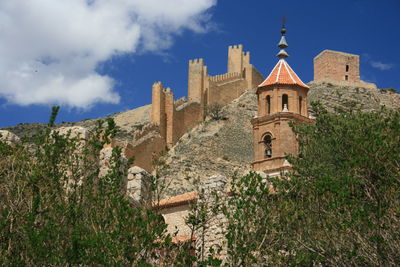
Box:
[264,135,272,158]
[346,65,349,72]
[282,94,288,111]
[266,95,271,114]
[299,96,302,115]
[345,75,348,81]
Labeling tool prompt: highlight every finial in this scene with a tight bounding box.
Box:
[277,17,289,59]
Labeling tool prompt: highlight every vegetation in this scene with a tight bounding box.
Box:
[207,103,225,120]
[1,104,399,265]
[0,107,193,266]
[219,104,400,266]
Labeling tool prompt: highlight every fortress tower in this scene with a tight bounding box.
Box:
[313,50,376,88]
[251,25,312,175]
[188,58,207,103]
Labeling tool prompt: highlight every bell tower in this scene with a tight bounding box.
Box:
[251,25,312,175]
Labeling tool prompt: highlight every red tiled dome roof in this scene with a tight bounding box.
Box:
[258,59,309,88]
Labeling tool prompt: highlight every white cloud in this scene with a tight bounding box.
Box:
[0,0,216,108]
[370,61,394,71]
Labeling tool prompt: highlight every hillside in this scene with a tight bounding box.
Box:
[157,82,400,198]
[2,82,400,199]
[1,104,151,141]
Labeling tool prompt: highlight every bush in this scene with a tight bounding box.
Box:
[207,103,225,120]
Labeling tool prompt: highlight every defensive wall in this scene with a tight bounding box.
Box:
[120,44,264,171]
[152,44,264,147]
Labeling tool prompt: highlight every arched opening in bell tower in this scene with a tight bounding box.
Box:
[263,134,272,158]
[266,95,271,114]
[282,94,288,111]
[299,96,302,115]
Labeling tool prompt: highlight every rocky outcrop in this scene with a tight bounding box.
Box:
[308,82,400,112]
[0,130,20,145]
[157,89,257,198]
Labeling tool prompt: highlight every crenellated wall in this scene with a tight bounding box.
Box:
[121,45,264,171]
[150,44,263,148]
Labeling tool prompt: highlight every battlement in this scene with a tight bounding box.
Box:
[174,97,187,107]
[163,87,172,94]
[228,44,243,50]
[189,58,204,65]
[209,72,242,83]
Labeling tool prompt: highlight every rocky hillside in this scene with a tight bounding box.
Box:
[308,82,400,112]
[157,89,257,198]
[2,104,151,141]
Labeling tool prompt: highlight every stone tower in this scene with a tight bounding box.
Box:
[188,58,207,103]
[251,25,312,175]
[313,50,376,88]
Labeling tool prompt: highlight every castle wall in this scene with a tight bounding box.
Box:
[247,65,265,89]
[171,102,202,145]
[140,45,263,170]
[313,50,376,88]
[208,78,248,105]
[123,133,166,172]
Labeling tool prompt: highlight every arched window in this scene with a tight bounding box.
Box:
[264,135,272,158]
[282,94,288,111]
[299,96,302,115]
[266,95,271,114]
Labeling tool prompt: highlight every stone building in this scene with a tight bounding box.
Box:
[251,25,313,175]
[313,50,376,88]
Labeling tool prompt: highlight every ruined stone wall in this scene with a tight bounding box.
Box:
[123,132,166,172]
[313,50,376,88]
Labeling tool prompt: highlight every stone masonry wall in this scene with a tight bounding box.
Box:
[171,102,203,145]
[195,174,228,261]
[123,132,166,171]
[208,78,248,105]
[313,50,376,88]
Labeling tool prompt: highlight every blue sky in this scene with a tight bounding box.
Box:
[0,0,399,127]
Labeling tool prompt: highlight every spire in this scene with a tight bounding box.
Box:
[277,22,289,59]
